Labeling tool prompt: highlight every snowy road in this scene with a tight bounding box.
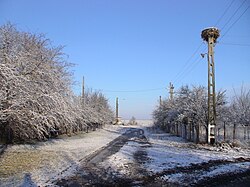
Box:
[0,121,250,186]
[55,125,250,187]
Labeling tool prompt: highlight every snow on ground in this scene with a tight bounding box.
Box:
[1,119,249,186]
[145,132,250,173]
[101,122,250,185]
[159,162,250,186]
[0,124,124,187]
[101,141,139,176]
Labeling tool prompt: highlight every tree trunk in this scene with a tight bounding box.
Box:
[195,124,200,143]
[191,123,195,142]
[176,123,179,136]
[217,128,220,142]
[206,126,208,144]
[188,123,191,141]
[244,126,246,140]
[248,125,250,140]
[7,126,13,144]
[233,123,236,141]
[223,122,226,141]
[184,124,187,139]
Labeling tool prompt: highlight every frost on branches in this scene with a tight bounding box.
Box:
[153,85,250,144]
[0,23,114,143]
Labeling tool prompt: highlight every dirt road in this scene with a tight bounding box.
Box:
[55,127,148,186]
[54,127,250,187]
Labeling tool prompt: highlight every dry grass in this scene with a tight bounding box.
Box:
[0,149,57,179]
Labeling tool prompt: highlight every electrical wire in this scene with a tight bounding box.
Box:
[174,49,206,86]
[219,42,250,47]
[173,1,249,86]
[173,45,206,85]
[86,2,249,94]
[171,43,204,85]
[170,1,239,87]
[98,87,165,93]
[220,0,247,32]
[215,0,235,27]
[220,5,250,41]
[98,43,206,93]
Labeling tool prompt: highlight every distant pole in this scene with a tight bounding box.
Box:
[116,97,119,123]
[169,82,174,100]
[82,76,85,106]
[201,27,220,144]
[159,96,162,106]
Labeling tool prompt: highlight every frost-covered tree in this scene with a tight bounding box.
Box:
[84,90,114,126]
[128,116,137,125]
[153,85,227,143]
[0,23,113,143]
[229,86,250,140]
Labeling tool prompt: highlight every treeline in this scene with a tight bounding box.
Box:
[0,23,114,143]
[153,85,250,144]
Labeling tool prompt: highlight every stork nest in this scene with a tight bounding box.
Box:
[201,27,220,43]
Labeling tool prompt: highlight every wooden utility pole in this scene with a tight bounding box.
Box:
[115,97,119,123]
[201,27,220,144]
[159,96,162,106]
[169,82,174,100]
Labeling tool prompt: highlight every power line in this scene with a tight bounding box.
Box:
[170,0,240,86]
[171,42,204,84]
[219,41,250,47]
[215,0,235,27]
[98,87,165,93]
[173,45,206,85]
[220,5,250,41]
[174,50,205,86]
[171,1,243,87]
[220,0,248,32]
[220,34,250,38]
[85,2,249,95]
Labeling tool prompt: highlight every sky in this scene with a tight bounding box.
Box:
[0,0,250,119]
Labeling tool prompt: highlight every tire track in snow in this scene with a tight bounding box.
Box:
[54,128,147,186]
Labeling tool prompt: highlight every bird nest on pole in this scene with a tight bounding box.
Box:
[201,27,220,43]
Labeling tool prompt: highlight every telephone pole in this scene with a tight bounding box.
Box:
[159,96,162,106]
[115,97,119,123]
[201,27,220,144]
[169,82,174,100]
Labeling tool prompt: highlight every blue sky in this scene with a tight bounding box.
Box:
[1,0,250,119]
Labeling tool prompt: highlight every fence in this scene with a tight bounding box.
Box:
[161,122,250,146]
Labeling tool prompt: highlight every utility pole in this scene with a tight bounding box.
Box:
[115,97,119,123]
[201,27,220,144]
[82,76,85,106]
[159,96,162,106]
[169,82,174,100]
